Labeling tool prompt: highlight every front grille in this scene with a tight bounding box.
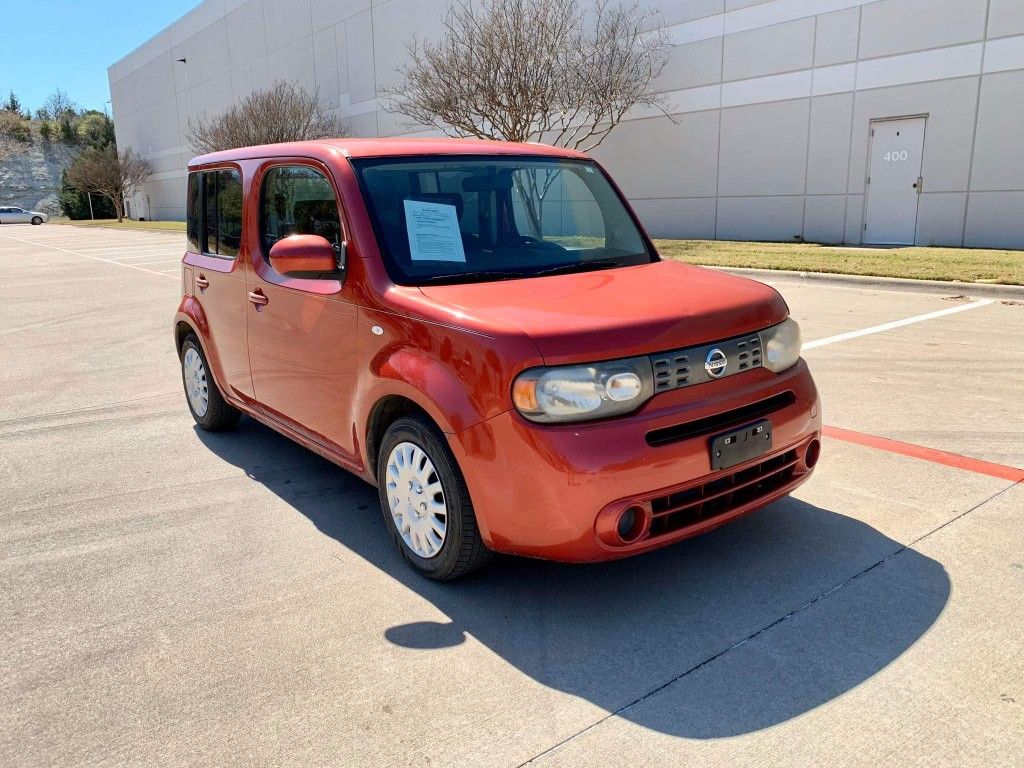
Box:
[646,391,797,447]
[647,450,798,538]
[651,333,762,393]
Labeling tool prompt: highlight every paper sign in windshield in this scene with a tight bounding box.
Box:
[404,199,466,262]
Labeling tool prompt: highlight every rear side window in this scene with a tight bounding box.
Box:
[259,165,343,257]
[186,173,200,252]
[186,168,243,258]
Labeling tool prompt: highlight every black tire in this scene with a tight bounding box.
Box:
[31,217,43,225]
[376,415,491,580]
[180,334,240,431]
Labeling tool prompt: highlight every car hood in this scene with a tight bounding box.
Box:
[417,260,789,364]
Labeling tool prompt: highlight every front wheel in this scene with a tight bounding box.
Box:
[31,217,43,225]
[180,335,240,431]
[377,416,491,580]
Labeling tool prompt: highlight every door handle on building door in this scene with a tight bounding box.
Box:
[913,176,923,192]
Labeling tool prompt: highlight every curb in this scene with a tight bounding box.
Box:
[56,223,186,234]
[707,266,1024,300]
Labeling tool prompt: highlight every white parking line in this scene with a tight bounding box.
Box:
[803,299,996,350]
[89,250,181,260]
[105,254,182,263]
[0,229,1003,347]
[132,259,185,267]
[0,230,177,280]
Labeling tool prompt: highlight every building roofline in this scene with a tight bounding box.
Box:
[107,0,210,72]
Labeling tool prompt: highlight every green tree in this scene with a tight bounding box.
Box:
[4,90,22,114]
[75,111,115,149]
[58,169,117,219]
[58,118,76,142]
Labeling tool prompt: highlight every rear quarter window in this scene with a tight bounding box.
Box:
[186,168,242,257]
[186,173,200,253]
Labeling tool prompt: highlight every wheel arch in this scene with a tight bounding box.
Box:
[173,300,230,402]
[365,394,440,478]
[175,319,196,357]
[366,392,496,565]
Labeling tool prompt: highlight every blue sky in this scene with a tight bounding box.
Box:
[0,0,199,114]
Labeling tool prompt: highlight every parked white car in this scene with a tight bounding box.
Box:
[0,207,48,225]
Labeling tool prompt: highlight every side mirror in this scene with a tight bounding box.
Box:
[268,234,345,277]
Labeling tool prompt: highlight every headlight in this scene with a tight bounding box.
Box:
[759,318,802,373]
[512,356,654,423]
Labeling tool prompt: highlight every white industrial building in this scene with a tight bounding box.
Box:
[109,0,1024,248]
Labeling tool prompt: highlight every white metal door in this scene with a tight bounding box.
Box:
[863,117,926,245]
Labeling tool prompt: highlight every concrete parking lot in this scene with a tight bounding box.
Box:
[2,224,1022,767]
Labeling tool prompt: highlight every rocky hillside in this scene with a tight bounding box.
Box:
[0,134,77,215]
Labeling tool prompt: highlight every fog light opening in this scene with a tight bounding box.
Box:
[617,505,646,544]
[805,438,821,469]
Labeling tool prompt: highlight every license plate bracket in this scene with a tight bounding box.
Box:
[710,419,772,470]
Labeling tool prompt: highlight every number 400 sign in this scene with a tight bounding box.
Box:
[883,150,909,163]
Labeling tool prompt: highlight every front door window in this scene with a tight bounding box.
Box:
[259,165,344,268]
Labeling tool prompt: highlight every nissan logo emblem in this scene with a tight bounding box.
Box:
[705,348,728,378]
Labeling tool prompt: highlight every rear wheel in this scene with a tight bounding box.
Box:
[31,216,43,225]
[180,334,240,431]
[377,416,491,580]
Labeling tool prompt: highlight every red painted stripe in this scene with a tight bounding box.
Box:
[823,425,1024,483]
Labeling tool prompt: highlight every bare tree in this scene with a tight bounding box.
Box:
[386,0,668,149]
[66,145,152,222]
[43,88,78,140]
[43,88,76,121]
[186,81,343,154]
[0,108,30,162]
[0,110,31,143]
[384,0,670,233]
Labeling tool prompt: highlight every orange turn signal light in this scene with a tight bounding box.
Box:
[512,377,538,411]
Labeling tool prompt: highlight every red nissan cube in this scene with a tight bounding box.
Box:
[175,138,820,579]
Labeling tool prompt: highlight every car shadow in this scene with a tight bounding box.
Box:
[195,417,950,739]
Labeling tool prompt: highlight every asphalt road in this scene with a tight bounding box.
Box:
[2,224,1022,767]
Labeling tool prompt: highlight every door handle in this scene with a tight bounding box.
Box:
[195,275,209,290]
[913,176,923,192]
[248,290,269,308]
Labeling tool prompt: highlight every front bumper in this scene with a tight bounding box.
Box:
[450,359,821,562]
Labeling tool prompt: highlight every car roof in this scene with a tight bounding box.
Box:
[189,137,590,168]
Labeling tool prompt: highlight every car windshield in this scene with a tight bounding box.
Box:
[351,155,656,285]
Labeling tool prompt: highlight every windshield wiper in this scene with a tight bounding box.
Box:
[417,270,526,285]
[416,258,628,285]
[532,258,626,277]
